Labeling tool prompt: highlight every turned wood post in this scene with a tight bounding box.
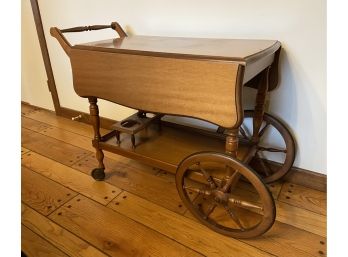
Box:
[225,128,239,158]
[88,97,105,170]
[223,128,241,191]
[252,67,270,143]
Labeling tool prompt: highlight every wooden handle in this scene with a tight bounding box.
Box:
[50,27,72,56]
[50,21,127,56]
[61,25,112,33]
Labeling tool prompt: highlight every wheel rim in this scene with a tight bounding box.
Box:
[176,152,276,238]
[241,110,296,183]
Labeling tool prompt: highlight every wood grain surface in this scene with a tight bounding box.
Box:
[279,183,326,215]
[22,204,108,257]
[110,191,326,257]
[22,152,121,205]
[24,109,96,137]
[108,191,270,257]
[49,195,204,257]
[73,154,187,214]
[71,50,243,128]
[77,36,279,63]
[22,166,77,215]
[22,116,52,132]
[22,225,69,257]
[22,128,90,166]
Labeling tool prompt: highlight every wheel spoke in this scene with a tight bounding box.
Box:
[203,202,218,219]
[239,126,249,140]
[183,186,212,196]
[255,153,272,176]
[198,162,217,189]
[221,170,240,193]
[224,205,245,231]
[228,196,263,212]
[258,146,287,153]
[258,122,271,138]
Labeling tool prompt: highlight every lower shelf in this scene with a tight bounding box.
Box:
[99,123,251,173]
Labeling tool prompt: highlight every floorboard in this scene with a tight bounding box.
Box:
[73,154,188,214]
[49,195,204,257]
[24,108,109,136]
[278,182,326,215]
[22,204,108,257]
[22,225,69,257]
[21,166,77,216]
[22,128,90,166]
[22,152,122,205]
[109,191,325,257]
[22,116,52,132]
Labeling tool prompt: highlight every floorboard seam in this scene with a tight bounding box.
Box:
[21,223,72,257]
[22,202,113,257]
[22,113,100,138]
[106,194,274,257]
[22,127,94,160]
[48,195,203,257]
[277,198,327,216]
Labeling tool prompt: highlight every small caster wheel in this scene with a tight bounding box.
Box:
[91,168,105,181]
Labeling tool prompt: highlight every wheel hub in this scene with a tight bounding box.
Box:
[212,189,229,204]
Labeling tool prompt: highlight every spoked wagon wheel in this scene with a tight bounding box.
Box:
[176,152,276,238]
[240,110,296,183]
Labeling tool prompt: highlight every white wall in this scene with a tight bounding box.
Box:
[21,0,54,110]
[22,0,326,174]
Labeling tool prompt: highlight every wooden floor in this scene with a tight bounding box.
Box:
[21,104,327,257]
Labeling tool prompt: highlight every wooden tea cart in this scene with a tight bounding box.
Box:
[51,22,295,238]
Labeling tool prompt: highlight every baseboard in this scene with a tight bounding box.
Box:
[284,166,326,192]
[21,101,327,192]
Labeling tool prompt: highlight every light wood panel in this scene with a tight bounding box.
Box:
[71,50,242,128]
[22,166,77,215]
[22,116,52,132]
[49,195,204,257]
[22,128,90,166]
[22,152,121,205]
[22,204,108,257]
[108,191,272,257]
[73,154,187,214]
[22,225,69,257]
[279,182,326,215]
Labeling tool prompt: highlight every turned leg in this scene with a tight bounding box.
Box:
[131,134,135,149]
[225,129,239,158]
[88,97,105,180]
[222,129,241,191]
[252,67,270,143]
[115,130,120,145]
